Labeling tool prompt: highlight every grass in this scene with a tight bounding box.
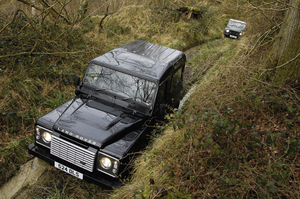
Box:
[0,136,33,188]
[0,0,222,195]
[1,0,299,198]
[109,34,245,199]
[109,2,300,197]
[35,179,74,199]
[23,170,111,198]
[111,32,300,198]
[186,39,239,83]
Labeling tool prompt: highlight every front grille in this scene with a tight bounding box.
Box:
[230,31,238,36]
[50,135,96,172]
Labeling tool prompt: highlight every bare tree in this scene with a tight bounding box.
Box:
[270,0,300,65]
[78,0,88,21]
[17,0,73,24]
[31,0,37,16]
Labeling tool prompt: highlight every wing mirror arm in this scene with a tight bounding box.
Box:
[74,75,81,90]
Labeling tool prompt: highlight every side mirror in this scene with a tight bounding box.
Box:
[74,75,80,89]
[225,23,227,26]
[159,104,166,116]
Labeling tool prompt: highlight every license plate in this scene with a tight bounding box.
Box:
[230,35,237,38]
[54,162,83,180]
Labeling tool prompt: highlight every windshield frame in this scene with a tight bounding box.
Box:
[81,62,158,109]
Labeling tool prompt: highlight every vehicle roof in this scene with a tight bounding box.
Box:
[229,19,246,24]
[90,40,185,82]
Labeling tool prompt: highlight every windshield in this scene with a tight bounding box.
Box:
[228,20,246,29]
[83,63,157,106]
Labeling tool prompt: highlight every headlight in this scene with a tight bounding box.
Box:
[97,152,119,177]
[35,126,52,148]
[225,29,230,33]
[100,157,112,169]
[240,32,243,35]
[42,131,52,143]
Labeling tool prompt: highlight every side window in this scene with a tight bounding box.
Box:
[166,78,172,95]
[154,82,166,110]
[170,58,184,92]
[171,69,182,91]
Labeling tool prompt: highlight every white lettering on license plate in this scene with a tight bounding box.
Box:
[54,162,83,180]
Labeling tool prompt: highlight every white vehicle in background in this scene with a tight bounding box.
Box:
[223,19,246,39]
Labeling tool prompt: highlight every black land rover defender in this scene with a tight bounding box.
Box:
[28,40,186,189]
[223,19,246,39]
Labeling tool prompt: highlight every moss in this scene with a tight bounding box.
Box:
[180,6,202,14]
[186,6,202,13]
[274,26,300,83]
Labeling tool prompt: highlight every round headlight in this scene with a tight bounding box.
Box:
[100,157,112,169]
[225,29,230,33]
[240,32,243,35]
[41,131,52,143]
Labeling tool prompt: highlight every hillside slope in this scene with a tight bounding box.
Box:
[0,0,299,198]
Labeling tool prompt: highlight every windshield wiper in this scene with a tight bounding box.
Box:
[95,88,106,91]
[122,97,134,101]
[95,88,109,95]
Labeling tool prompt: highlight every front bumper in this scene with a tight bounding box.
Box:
[28,143,123,189]
[223,31,240,39]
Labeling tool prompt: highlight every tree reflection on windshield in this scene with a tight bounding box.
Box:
[228,20,246,29]
[83,63,157,106]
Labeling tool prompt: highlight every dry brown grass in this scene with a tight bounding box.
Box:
[112,32,300,198]
[0,0,221,195]
[1,0,299,198]
[110,1,300,198]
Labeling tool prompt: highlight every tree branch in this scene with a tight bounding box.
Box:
[52,0,73,29]
[247,0,281,29]
[0,10,22,34]
[99,6,109,32]
[260,51,300,77]
[18,0,71,25]
[39,0,71,24]
[267,52,300,71]
[17,0,44,11]
[0,9,57,51]
[99,5,116,33]
[0,50,91,59]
